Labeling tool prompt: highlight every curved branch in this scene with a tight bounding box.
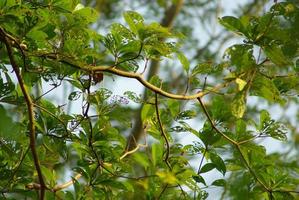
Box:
[0,27,46,200]
[52,173,82,192]
[29,53,231,101]
[88,65,229,100]
[90,65,225,100]
[120,143,147,160]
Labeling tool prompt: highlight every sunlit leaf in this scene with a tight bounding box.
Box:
[231,92,247,118]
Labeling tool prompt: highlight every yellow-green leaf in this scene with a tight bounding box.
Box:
[231,92,246,118]
[235,78,247,91]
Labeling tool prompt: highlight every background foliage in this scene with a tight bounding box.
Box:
[0,0,299,199]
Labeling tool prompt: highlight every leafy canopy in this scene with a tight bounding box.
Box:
[0,0,299,199]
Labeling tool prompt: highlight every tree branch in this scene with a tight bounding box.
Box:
[0,27,46,200]
[90,65,229,100]
[52,173,82,192]
[197,97,271,193]
[154,93,171,169]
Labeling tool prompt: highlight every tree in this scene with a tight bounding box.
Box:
[0,0,299,199]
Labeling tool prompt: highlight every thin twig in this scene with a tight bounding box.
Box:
[197,147,207,175]
[154,93,171,169]
[197,97,236,144]
[197,97,270,193]
[157,184,169,200]
[52,173,82,192]
[154,93,187,199]
[34,79,63,102]
[33,103,69,134]
[234,145,270,192]
[120,143,147,160]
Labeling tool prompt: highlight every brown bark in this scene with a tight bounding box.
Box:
[126,0,184,150]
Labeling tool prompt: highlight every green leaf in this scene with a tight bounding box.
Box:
[219,16,246,35]
[123,11,144,35]
[73,4,99,23]
[192,175,206,185]
[231,92,247,118]
[261,119,287,141]
[141,104,155,122]
[200,121,222,146]
[272,191,295,200]
[176,110,197,120]
[199,163,216,174]
[239,143,266,166]
[133,152,149,169]
[259,110,270,130]
[151,143,163,167]
[236,119,247,135]
[110,23,134,40]
[119,40,142,54]
[68,91,82,101]
[41,166,55,185]
[73,3,85,12]
[0,105,22,141]
[177,52,190,72]
[138,22,171,41]
[178,121,200,137]
[251,75,283,103]
[211,179,226,187]
[149,75,162,88]
[210,152,226,175]
[167,99,180,118]
[224,44,255,71]
[124,91,142,103]
[263,45,292,67]
[26,29,48,47]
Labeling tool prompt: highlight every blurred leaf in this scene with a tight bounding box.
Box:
[231,92,247,118]
[141,104,155,122]
[68,91,82,101]
[124,91,142,103]
[235,78,247,91]
[152,143,163,167]
[73,4,99,23]
[156,171,177,184]
[211,179,226,187]
[177,52,190,72]
[251,75,283,103]
[224,44,255,71]
[192,175,206,185]
[199,163,216,174]
[176,110,197,120]
[123,11,144,35]
[219,16,246,35]
[210,152,226,175]
[133,152,149,169]
[263,45,292,67]
[0,105,22,141]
